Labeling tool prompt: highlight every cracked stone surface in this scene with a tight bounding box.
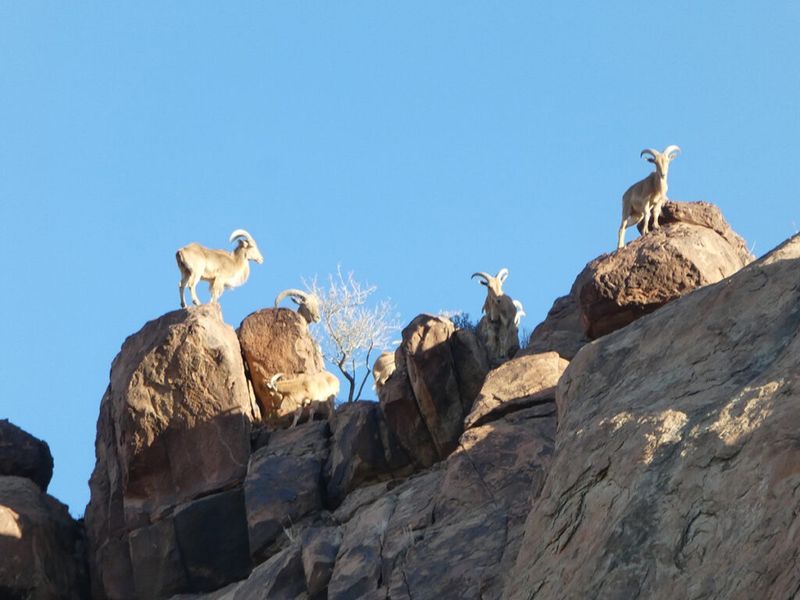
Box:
[84,304,258,599]
[506,234,800,600]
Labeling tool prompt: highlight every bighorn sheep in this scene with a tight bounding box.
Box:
[176,229,264,308]
[264,371,340,427]
[617,145,681,249]
[372,351,396,393]
[274,289,322,324]
[472,268,519,366]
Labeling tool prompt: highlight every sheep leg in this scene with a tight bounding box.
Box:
[652,200,664,229]
[291,407,301,428]
[209,279,225,304]
[188,275,202,306]
[179,276,189,309]
[617,218,628,249]
[642,205,652,234]
[309,405,316,423]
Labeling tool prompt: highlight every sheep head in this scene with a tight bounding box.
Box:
[472,268,509,321]
[274,289,322,323]
[640,145,680,180]
[230,229,264,264]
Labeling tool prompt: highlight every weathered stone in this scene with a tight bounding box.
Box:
[0,420,53,492]
[128,517,187,599]
[465,352,567,429]
[578,203,753,339]
[0,476,89,599]
[328,496,396,600]
[377,365,438,470]
[301,526,342,599]
[85,305,256,599]
[638,200,753,263]
[233,541,307,600]
[325,402,410,507]
[450,328,491,411]
[506,234,800,600]
[245,422,328,563]
[238,308,324,424]
[524,293,589,361]
[173,488,252,593]
[402,315,487,458]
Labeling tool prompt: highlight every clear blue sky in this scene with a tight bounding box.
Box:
[2,3,798,516]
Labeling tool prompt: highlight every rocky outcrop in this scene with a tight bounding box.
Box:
[0,476,89,599]
[524,293,589,361]
[528,200,753,349]
[325,401,411,507]
[378,315,489,469]
[0,419,53,492]
[506,234,800,599]
[238,307,324,425]
[464,351,567,429]
[245,421,330,563]
[85,304,258,599]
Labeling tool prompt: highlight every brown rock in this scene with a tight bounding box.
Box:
[85,304,256,599]
[524,293,589,361]
[638,200,753,262]
[325,401,410,507]
[464,352,567,429]
[506,234,800,599]
[301,526,342,599]
[577,214,752,339]
[238,308,324,424]
[0,420,54,492]
[245,421,329,563]
[0,476,89,599]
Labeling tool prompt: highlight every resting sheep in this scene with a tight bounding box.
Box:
[265,371,340,427]
[617,145,681,249]
[274,288,322,324]
[472,268,520,366]
[177,229,264,308]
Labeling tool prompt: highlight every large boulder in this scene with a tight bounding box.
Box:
[85,304,258,599]
[0,476,89,598]
[325,401,411,507]
[506,234,800,599]
[464,351,567,429]
[238,308,324,424]
[523,293,589,361]
[0,419,53,492]
[528,201,753,348]
[377,315,489,467]
[245,421,330,563]
[577,201,752,339]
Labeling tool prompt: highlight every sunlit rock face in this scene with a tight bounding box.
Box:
[506,234,800,600]
[84,304,258,599]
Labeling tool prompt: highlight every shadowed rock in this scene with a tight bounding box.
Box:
[0,420,54,492]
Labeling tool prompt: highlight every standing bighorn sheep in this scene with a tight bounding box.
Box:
[617,145,681,249]
[264,371,340,428]
[472,268,520,366]
[274,289,322,324]
[176,229,264,308]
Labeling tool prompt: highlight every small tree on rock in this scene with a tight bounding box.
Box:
[304,266,400,403]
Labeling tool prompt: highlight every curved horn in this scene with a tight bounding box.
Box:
[663,145,681,159]
[496,268,509,283]
[640,148,658,160]
[269,373,284,387]
[471,272,491,284]
[229,229,256,245]
[274,288,308,307]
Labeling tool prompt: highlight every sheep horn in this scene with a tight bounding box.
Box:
[275,288,308,308]
[496,268,509,283]
[229,229,256,245]
[640,148,658,159]
[269,373,284,387]
[663,145,681,159]
[471,272,492,285]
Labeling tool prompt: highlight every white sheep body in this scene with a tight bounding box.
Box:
[265,371,340,427]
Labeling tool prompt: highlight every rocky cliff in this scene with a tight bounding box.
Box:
[4,201,797,599]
